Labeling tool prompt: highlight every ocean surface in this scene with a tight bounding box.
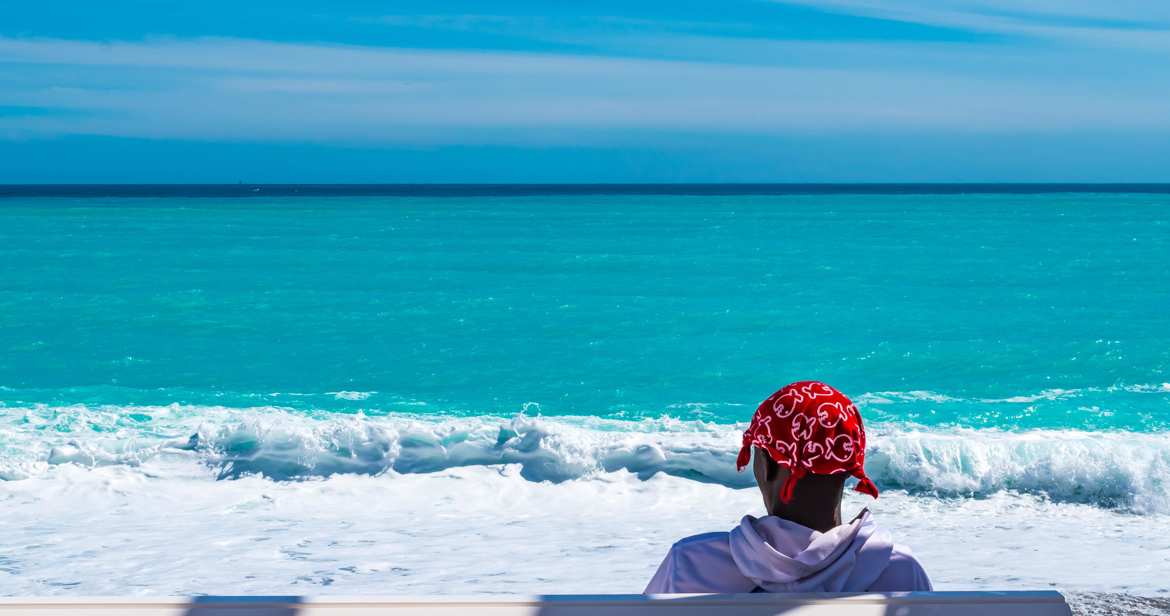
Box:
[1,187,1169,597]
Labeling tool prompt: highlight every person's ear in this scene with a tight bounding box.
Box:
[763,455,781,482]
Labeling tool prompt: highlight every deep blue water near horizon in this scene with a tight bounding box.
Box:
[5,182,1170,198]
[1,189,1169,431]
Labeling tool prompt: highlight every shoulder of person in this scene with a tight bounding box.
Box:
[661,531,734,568]
[872,543,933,591]
[888,543,928,573]
[671,531,730,550]
[645,531,752,594]
[666,531,741,578]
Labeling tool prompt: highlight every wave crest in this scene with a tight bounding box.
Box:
[2,404,1169,512]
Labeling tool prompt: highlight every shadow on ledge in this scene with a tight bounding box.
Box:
[183,596,303,616]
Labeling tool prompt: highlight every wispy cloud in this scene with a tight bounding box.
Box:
[215,77,423,95]
[369,13,759,37]
[374,14,528,30]
[1,35,1168,144]
[777,0,1170,49]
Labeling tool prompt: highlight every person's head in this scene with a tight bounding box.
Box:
[752,447,848,529]
[736,381,877,531]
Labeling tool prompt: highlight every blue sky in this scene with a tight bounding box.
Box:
[2,1,1169,182]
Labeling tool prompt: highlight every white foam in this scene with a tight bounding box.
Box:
[982,388,1081,404]
[859,390,960,403]
[1117,383,1170,393]
[329,391,375,401]
[869,427,1170,513]
[2,404,1170,513]
[3,404,1170,596]
[2,462,1169,596]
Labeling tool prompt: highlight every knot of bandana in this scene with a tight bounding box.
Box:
[735,380,879,504]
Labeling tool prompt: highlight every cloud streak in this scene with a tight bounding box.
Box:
[1,34,1168,144]
[776,0,1170,50]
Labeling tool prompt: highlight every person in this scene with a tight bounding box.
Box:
[644,380,931,593]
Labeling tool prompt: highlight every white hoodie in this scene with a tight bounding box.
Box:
[644,510,931,594]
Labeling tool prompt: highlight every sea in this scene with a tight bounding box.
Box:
[1,185,1169,600]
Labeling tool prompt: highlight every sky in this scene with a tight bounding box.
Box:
[2,1,1169,183]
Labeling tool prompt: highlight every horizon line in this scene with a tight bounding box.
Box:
[4,182,1170,198]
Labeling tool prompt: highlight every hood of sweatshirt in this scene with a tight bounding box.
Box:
[728,510,895,592]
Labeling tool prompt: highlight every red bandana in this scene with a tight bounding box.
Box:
[736,380,879,503]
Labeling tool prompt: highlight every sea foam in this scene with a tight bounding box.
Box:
[4,464,1170,596]
[2,403,1169,513]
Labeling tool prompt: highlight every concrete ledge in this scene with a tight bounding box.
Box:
[0,592,1072,616]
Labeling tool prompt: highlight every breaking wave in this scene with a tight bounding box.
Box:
[1,403,1169,513]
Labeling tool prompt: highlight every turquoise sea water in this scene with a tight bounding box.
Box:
[3,192,1168,426]
[2,189,1170,504]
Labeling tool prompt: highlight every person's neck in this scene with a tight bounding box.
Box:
[771,503,842,533]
